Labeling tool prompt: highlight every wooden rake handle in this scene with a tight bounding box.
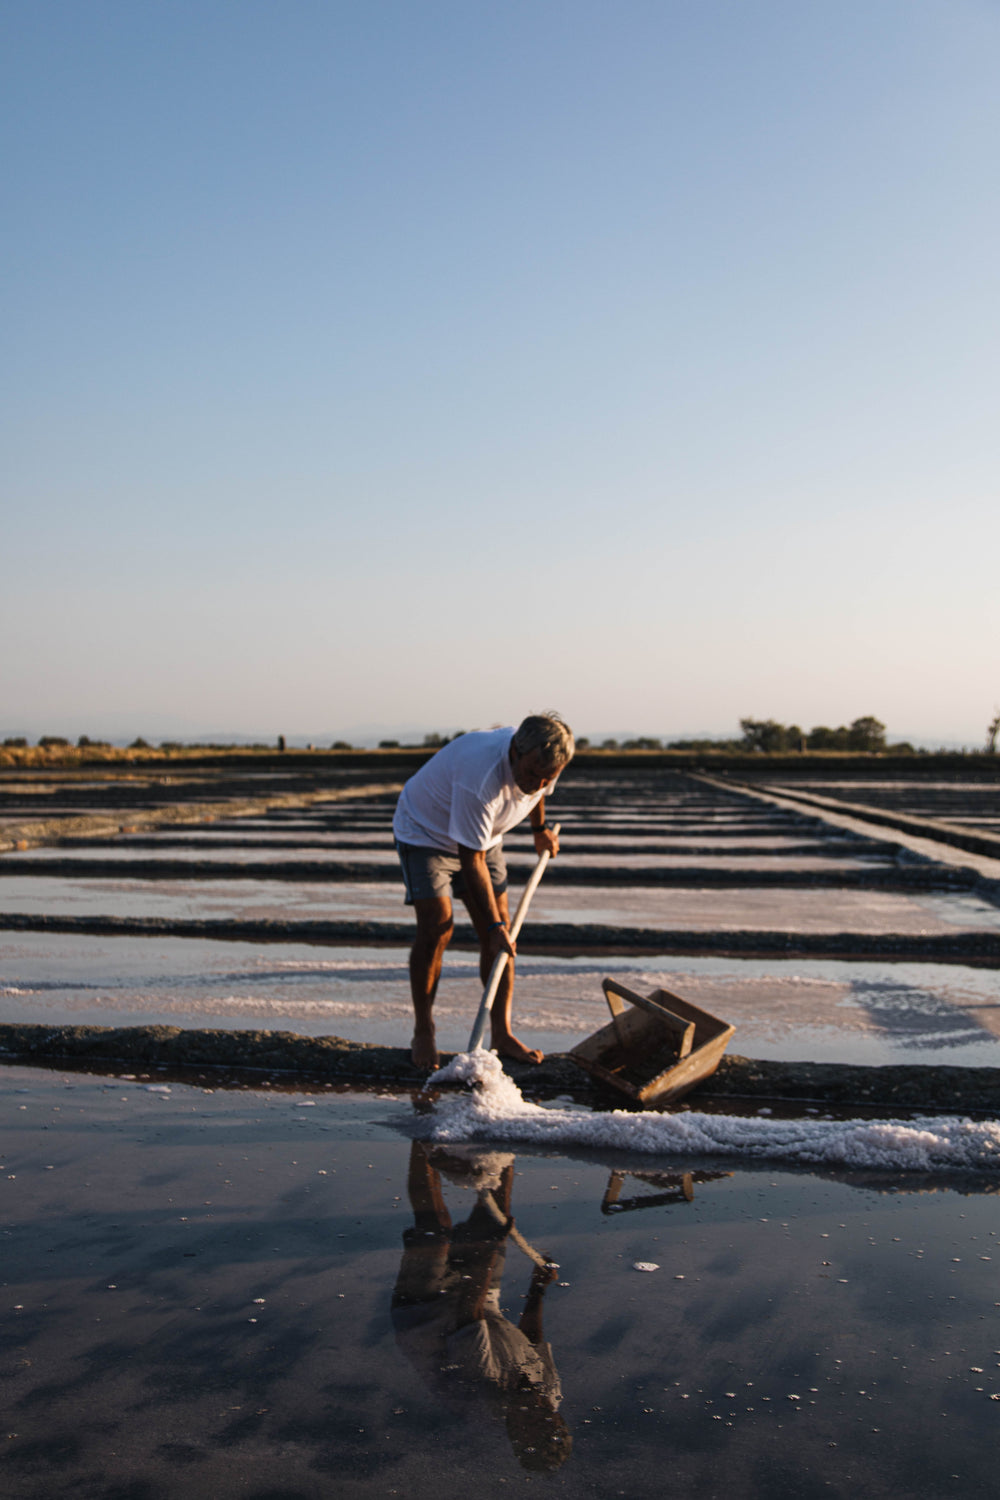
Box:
[476,1188,558,1269]
[467,823,560,1052]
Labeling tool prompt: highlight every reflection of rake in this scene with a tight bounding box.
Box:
[477,1188,558,1270]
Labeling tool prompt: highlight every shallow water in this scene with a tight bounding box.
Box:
[4,1065,1000,1499]
[3,931,1000,1066]
[3,874,997,934]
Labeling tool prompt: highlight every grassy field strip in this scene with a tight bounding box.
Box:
[0,782,402,854]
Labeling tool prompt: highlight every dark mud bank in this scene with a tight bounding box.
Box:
[4,1021,1000,1114]
[3,912,998,964]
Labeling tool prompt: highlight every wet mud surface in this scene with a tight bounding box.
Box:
[7,1021,1000,1114]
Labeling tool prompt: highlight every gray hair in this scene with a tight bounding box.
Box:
[512,712,575,771]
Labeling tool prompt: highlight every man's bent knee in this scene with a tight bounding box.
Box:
[413,898,454,953]
[414,920,453,956]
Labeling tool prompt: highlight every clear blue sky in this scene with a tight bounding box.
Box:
[3,1,997,746]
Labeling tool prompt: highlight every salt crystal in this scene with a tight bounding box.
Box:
[423,1050,1000,1172]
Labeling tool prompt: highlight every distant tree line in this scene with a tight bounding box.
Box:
[653,717,895,754]
[596,736,664,751]
[596,717,904,754]
[737,715,890,753]
[376,731,469,749]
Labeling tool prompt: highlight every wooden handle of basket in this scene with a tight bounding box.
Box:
[602,977,696,1059]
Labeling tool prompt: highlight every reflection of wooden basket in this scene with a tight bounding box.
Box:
[569,977,735,1107]
[600,1167,732,1213]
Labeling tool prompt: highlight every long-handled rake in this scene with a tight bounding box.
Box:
[466,823,560,1052]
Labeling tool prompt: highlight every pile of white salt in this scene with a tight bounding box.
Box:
[426,1049,1000,1173]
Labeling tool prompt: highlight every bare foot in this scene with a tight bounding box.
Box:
[492,1033,544,1065]
[411,1030,440,1071]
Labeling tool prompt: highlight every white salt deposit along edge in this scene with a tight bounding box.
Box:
[426,1051,1000,1173]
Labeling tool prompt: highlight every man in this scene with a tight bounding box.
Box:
[393,712,574,1070]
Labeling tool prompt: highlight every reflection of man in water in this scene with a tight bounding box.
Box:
[392,1142,571,1473]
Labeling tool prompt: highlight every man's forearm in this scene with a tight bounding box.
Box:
[458,846,515,957]
[529,799,559,857]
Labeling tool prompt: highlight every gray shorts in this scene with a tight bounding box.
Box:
[396,841,508,906]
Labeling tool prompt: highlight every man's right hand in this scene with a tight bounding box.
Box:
[488,922,516,960]
[532,825,560,857]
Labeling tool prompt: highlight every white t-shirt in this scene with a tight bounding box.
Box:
[392,727,558,853]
